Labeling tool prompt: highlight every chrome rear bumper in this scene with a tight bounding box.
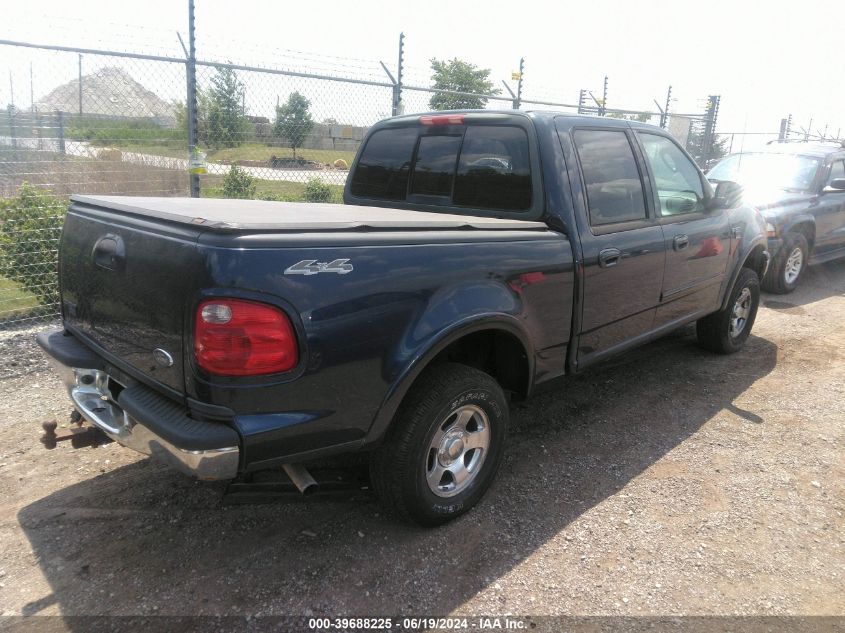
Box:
[39,330,240,481]
[67,368,239,480]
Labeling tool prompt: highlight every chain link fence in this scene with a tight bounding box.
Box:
[0,33,722,376]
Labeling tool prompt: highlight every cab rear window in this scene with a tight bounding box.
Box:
[350,125,532,212]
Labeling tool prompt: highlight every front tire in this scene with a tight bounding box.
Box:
[763,232,808,294]
[696,267,760,354]
[370,363,509,527]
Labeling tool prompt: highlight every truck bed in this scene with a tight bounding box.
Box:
[70,196,548,232]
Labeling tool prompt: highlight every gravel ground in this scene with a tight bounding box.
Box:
[0,263,843,623]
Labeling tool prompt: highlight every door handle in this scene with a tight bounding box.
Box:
[598,248,621,268]
[92,234,125,271]
[673,234,689,251]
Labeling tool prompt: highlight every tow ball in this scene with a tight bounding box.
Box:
[40,410,113,450]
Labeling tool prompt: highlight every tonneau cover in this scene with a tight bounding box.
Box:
[70,195,547,232]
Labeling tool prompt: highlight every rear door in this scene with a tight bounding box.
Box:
[561,124,666,365]
[635,131,731,326]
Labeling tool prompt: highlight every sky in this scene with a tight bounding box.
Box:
[1,0,843,145]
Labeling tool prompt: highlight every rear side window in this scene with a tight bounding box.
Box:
[573,130,647,226]
[349,127,417,200]
[350,124,532,212]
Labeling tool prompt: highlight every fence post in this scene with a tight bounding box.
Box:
[391,32,404,116]
[600,75,608,116]
[778,118,788,141]
[577,89,586,114]
[515,57,524,110]
[701,94,720,167]
[78,54,83,115]
[661,85,672,129]
[7,105,16,150]
[186,0,200,198]
[56,110,65,155]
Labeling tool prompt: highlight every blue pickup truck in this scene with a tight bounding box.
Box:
[38,111,769,525]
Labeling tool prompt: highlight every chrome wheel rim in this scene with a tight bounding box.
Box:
[425,404,490,498]
[730,287,752,338]
[784,247,803,284]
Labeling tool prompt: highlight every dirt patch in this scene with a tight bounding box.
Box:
[0,261,843,619]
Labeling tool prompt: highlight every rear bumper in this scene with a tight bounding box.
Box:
[36,329,240,480]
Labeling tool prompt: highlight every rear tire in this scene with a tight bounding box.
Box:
[370,363,508,527]
[697,267,760,354]
[763,232,808,294]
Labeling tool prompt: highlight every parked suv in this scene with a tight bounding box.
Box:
[707,140,845,293]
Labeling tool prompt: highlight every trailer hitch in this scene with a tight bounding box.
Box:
[41,411,113,450]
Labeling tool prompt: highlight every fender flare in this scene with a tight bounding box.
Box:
[721,235,769,311]
[781,214,816,244]
[362,314,534,447]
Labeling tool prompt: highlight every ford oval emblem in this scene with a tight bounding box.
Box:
[152,348,174,368]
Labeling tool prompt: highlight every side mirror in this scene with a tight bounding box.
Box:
[709,180,743,210]
[822,178,845,193]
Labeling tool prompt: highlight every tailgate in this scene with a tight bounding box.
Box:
[59,199,205,393]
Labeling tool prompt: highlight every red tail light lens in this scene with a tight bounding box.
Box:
[419,114,465,126]
[194,299,298,376]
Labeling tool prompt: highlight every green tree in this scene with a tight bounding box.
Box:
[221,165,256,199]
[274,92,314,159]
[429,58,501,110]
[686,128,729,168]
[206,66,250,148]
[302,177,332,202]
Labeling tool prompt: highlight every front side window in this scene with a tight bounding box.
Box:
[827,160,845,185]
[639,133,706,216]
[573,129,647,227]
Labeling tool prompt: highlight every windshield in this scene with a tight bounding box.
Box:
[707,152,822,192]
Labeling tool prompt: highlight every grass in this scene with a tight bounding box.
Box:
[0,277,40,320]
[201,175,345,203]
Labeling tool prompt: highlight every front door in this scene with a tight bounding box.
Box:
[562,126,666,365]
[812,157,845,257]
[636,131,731,326]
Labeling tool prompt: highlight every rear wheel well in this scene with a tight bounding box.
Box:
[427,329,530,399]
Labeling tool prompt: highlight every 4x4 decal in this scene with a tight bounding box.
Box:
[284,259,353,276]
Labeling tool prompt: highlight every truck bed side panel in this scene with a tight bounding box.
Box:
[193,231,574,467]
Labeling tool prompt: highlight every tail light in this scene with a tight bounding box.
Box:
[194,299,298,376]
[419,114,465,126]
